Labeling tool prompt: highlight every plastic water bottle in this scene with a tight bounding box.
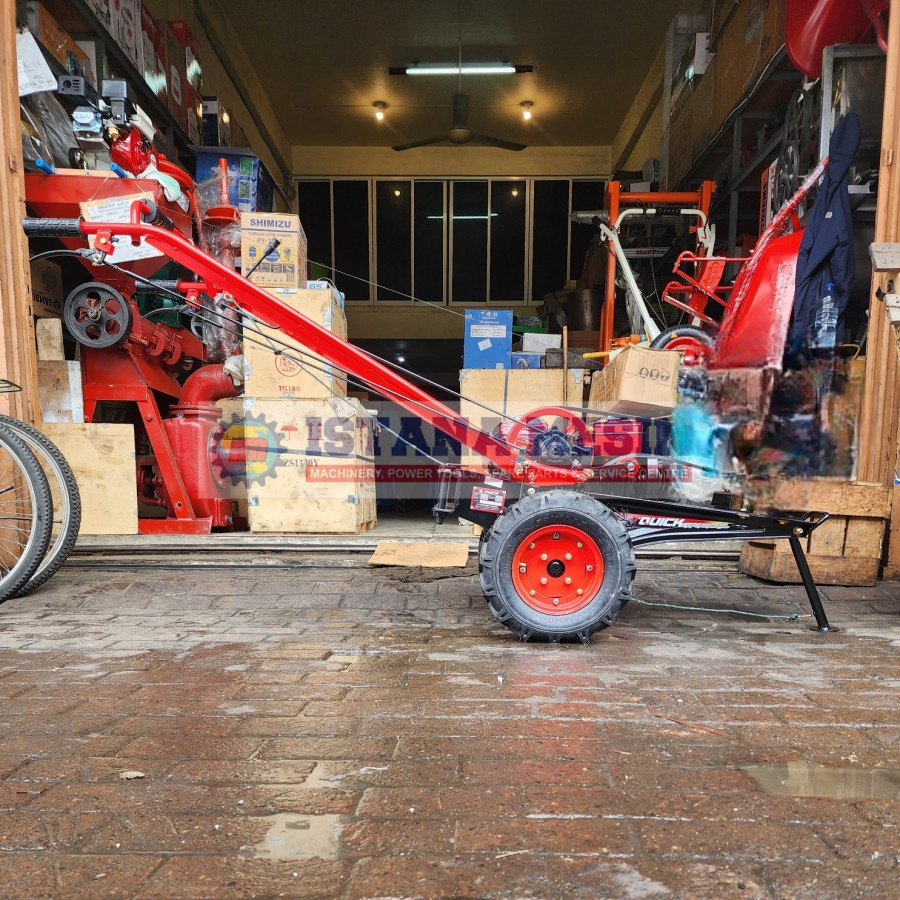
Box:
[812,282,838,351]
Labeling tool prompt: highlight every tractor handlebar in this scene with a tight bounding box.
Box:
[22,217,84,238]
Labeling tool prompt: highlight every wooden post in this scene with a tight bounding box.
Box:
[856,3,900,575]
[0,2,39,423]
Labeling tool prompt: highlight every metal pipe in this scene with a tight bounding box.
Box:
[178,363,240,407]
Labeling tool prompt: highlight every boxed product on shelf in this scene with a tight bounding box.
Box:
[87,0,111,30]
[201,97,232,146]
[163,21,187,130]
[139,3,167,104]
[25,1,93,80]
[195,147,275,212]
[463,309,512,369]
[240,212,307,289]
[510,351,542,369]
[242,287,345,399]
[109,0,141,70]
[30,259,64,318]
[184,84,203,145]
[169,20,202,91]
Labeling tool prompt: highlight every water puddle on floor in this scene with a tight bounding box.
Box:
[743,761,900,799]
[246,813,343,860]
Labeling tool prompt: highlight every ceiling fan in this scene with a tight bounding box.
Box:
[391,3,527,152]
[392,92,526,152]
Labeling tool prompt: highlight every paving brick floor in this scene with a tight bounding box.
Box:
[0,555,897,899]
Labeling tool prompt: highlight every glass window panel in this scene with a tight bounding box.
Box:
[296,181,332,281]
[532,180,570,301]
[570,179,605,282]
[332,180,370,301]
[375,180,412,301]
[490,180,526,302]
[413,181,444,303]
[451,180,488,303]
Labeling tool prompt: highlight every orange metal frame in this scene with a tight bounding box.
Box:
[599,180,716,353]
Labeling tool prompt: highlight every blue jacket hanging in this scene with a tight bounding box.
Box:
[785,111,862,363]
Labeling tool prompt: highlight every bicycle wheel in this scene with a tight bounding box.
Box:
[0,423,53,603]
[0,416,81,596]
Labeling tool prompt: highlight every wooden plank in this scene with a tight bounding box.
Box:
[740,541,879,587]
[37,360,84,424]
[39,423,137,535]
[0,7,40,421]
[807,517,848,556]
[368,542,468,568]
[749,479,891,518]
[843,517,885,558]
[36,319,65,361]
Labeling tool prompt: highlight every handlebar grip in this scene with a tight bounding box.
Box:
[140,200,175,231]
[22,217,84,238]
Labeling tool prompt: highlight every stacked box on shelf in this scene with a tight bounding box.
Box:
[162,21,187,131]
[139,3,167,104]
[109,0,141,70]
[25,1,93,81]
[169,20,203,145]
[201,97,231,146]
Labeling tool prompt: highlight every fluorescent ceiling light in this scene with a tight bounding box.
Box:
[390,64,532,76]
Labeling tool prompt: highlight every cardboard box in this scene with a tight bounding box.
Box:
[196,148,276,213]
[218,397,376,534]
[87,0,112,30]
[521,332,562,353]
[25,2,91,78]
[184,83,203,145]
[240,212,307,288]
[463,309,512,369]
[713,0,786,124]
[109,0,141,70]
[587,346,680,418]
[30,258,64,319]
[140,4,167,104]
[169,19,202,90]
[202,96,231,146]
[242,287,346,399]
[163,22,186,130]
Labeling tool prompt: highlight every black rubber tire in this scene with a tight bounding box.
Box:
[479,490,636,643]
[0,423,53,604]
[0,416,81,596]
[650,325,715,353]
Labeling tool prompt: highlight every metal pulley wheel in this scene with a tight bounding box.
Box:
[63,282,133,349]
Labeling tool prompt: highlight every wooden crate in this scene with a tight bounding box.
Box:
[740,478,887,586]
[38,423,138,535]
[458,368,585,469]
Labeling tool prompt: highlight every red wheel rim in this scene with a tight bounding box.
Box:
[511,525,605,615]
[662,335,710,367]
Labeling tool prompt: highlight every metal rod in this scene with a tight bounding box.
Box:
[788,535,834,632]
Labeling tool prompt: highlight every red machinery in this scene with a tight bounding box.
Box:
[21,200,836,642]
[25,171,241,534]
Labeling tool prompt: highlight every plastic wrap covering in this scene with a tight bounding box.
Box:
[20,92,80,171]
[199,292,241,362]
[196,172,229,218]
[201,222,241,260]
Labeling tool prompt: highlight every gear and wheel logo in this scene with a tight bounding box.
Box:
[210,412,286,485]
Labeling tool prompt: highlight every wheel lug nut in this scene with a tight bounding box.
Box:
[586,565,593,572]
[577,541,583,548]
[576,588,583,596]
[528,542,535,549]
[553,598,560,606]
[564,552,572,560]
[564,577,572,585]
[519,566,527,573]
[529,589,536,596]
[553,533,560,540]
[540,553,548,561]
[540,577,548,585]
